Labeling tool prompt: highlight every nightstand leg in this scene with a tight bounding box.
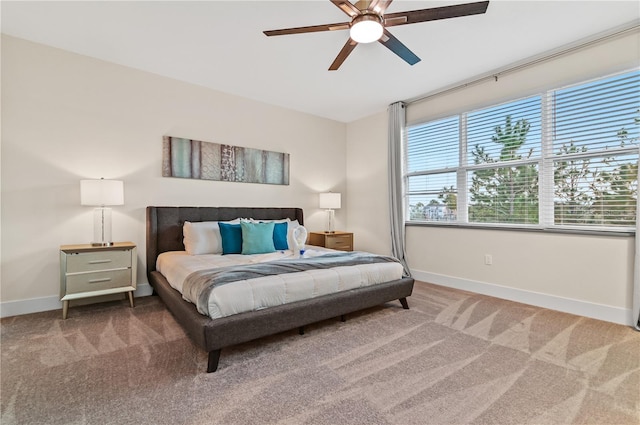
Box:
[62,300,69,320]
[127,291,135,308]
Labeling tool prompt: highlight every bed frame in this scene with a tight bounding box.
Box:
[146,206,415,373]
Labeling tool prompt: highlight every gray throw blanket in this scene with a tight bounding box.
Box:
[182,251,401,316]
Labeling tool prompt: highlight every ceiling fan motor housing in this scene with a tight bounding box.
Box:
[350,12,384,43]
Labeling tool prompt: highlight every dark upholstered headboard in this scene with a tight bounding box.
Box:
[146,206,304,278]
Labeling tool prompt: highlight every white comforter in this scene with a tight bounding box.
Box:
[156,249,404,319]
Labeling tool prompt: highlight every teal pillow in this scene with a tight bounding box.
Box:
[241,221,276,255]
[219,222,242,254]
[273,222,289,250]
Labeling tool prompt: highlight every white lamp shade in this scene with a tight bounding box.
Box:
[80,179,124,206]
[319,192,341,209]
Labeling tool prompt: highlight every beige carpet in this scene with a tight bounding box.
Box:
[1,281,639,425]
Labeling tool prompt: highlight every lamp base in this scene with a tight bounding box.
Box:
[92,207,113,247]
[325,209,336,233]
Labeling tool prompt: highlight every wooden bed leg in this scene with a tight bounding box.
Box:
[399,297,409,310]
[207,349,221,373]
[299,326,305,335]
[340,315,346,322]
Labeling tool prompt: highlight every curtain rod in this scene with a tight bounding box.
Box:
[405,19,640,106]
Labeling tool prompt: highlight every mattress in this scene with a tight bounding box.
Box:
[156,249,404,319]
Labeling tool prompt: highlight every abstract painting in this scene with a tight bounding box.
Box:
[162,136,289,185]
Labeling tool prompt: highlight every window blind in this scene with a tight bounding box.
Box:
[550,71,639,228]
[405,69,639,231]
[407,116,459,221]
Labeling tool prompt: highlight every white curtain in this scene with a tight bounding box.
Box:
[634,150,640,330]
[388,102,411,276]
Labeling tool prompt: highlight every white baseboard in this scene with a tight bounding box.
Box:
[411,270,632,327]
[0,283,154,318]
[3,276,631,327]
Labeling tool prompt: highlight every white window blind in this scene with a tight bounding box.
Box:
[466,96,541,224]
[550,72,639,228]
[407,116,459,221]
[405,69,639,231]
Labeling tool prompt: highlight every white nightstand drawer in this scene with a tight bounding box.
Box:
[66,269,132,294]
[66,250,131,273]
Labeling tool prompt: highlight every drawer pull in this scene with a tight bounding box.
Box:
[88,277,112,284]
[89,259,112,264]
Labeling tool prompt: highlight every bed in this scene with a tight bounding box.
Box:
[146,206,415,373]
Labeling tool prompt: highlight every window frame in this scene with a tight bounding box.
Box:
[404,69,639,235]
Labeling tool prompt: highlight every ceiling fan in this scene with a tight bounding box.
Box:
[264,0,489,71]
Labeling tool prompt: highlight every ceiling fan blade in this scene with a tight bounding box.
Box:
[368,0,393,14]
[264,22,350,36]
[330,0,361,17]
[329,38,358,70]
[378,29,420,66]
[384,0,489,27]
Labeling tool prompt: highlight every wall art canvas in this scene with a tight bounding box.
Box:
[162,136,289,185]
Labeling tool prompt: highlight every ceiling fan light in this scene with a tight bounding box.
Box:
[350,15,383,43]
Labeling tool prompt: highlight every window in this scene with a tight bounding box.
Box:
[406,70,639,231]
[407,116,459,221]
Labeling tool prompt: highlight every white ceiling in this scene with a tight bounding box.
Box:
[2,0,639,123]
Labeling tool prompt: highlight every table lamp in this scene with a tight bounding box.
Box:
[319,192,341,233]
[80,178,124,246]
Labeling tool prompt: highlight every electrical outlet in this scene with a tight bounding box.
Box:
[484,254,493,265]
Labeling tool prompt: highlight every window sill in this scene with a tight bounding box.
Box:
[405,221,635,237]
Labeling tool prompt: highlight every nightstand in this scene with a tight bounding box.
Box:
[60,242,137,319]
[308,231,353,251]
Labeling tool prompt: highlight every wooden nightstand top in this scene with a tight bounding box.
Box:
[60,242,136,253]
[308,231,351,236]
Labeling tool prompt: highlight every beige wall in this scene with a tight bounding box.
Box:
[347,29,639,325]
[1,35,347,313]
[346,111,391,255]
[2,29,638,324]
[406,28,640,125]
[406,227,635,324]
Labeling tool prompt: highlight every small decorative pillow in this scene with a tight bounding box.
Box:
[273,222,289,250]
[219,222,243,255]
[249,218,291,250]
[241,221,276,255]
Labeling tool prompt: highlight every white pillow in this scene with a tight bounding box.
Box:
[183,219,240,255]
[250,218,291,224]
